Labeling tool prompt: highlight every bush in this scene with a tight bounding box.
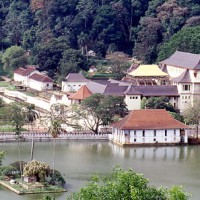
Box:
[49,170,65,186]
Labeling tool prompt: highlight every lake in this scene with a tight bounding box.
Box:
[0,141,200,200]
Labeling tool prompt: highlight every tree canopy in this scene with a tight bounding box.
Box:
[0,0,200,78]
[67,166,190,200]
[74,94,128,133]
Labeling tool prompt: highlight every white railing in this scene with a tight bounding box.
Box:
[0,132,110,142]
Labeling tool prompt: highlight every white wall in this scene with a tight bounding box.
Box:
[29,79,53,91]
[112,128,185,145]
[125,95,141,110]
[13,74,25,83]
[62,81,87,92]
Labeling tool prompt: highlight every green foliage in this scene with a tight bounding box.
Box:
[42,195,55,200]
[141,97,176,112]
[0,0,200,73]
[157,26,200,61]
[0,165,17,177]
[49,170,66,186]
[183,97,200,138]
[2,46,26,71]
[23,160,50,182]
[74,94,128,133]
[0,151,6,166]
[6,103,26,136]
[67,167,190,200]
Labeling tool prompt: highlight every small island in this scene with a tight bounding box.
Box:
[0,159,66,195]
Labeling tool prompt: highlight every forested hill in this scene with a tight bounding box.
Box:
[0,0,200,79]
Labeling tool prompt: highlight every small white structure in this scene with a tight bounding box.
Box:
[62,73,88,92]
[111,109,189,146]
[13,66,38,86]
[28,73,53,91]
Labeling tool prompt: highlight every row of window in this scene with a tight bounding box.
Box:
[133,138,176,142]
[125,130,177,137]
[181,95,190,100]
[129,96,138,99]
[68,85,82,87]
[182,85,190,91]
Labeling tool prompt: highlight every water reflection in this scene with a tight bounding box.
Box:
[0,142,200,200]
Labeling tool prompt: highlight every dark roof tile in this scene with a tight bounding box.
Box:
[160,51,200,70]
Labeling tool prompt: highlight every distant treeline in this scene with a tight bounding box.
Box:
[0,0,200,79]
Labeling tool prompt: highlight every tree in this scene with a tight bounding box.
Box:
[2,45,27,71]
[183,98,200,138]
[157,26,200,61]
[58,48,88,80]
[74,94,128,134]
[25,103,39,161]
[141,97,176,112]
[67,166,190,200]
[0,151,6,166]
[45,104,77,175]
[23,160,50,182]
[7,103,26,179]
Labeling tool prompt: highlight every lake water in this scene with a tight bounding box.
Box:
[0,141,200,200]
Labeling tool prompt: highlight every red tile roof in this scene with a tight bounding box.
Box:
[14,66,36,76]
[112,109,189,130]
[14,68,26,76]
[70,85,92,100]
[29,73,53,83]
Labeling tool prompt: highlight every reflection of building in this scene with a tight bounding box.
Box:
[111,109,189,146]
[159,51,200,111]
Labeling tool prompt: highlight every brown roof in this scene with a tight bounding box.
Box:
[112,109,189,130]
[160,51,200,70]
[66,73,88,82]
[29,73,53,82]
[171,69,192,83]
[14,66,36,76]
[70,85,92,100]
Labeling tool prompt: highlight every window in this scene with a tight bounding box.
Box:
[154,130,156,137]
[142,130,145,137]
[135,96,138,99]
[165,130,167,137]
[153,138,156,142]
[46,84,49,86]
[174,130,176,136]
[134,138,137,142]
[183,85,190,91]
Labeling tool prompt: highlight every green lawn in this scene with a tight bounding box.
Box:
[0,82,11,87]
[0,126,27,132]
[0,180,66,195]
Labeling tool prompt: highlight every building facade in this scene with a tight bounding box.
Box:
[111,109,189,146]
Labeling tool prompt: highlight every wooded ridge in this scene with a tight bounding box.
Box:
[0,0,200,79]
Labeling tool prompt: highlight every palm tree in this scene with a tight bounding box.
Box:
[48,119,61,175]
[25,104,39,160]
[8,103,26,181]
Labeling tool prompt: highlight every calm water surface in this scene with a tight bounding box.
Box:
[0,141,200,200]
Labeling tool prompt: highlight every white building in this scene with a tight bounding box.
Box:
[111,109,189,146]
[62,73,88,92]
[159,51,200,111]
[13,66,38,86]
[28,73,53,91]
